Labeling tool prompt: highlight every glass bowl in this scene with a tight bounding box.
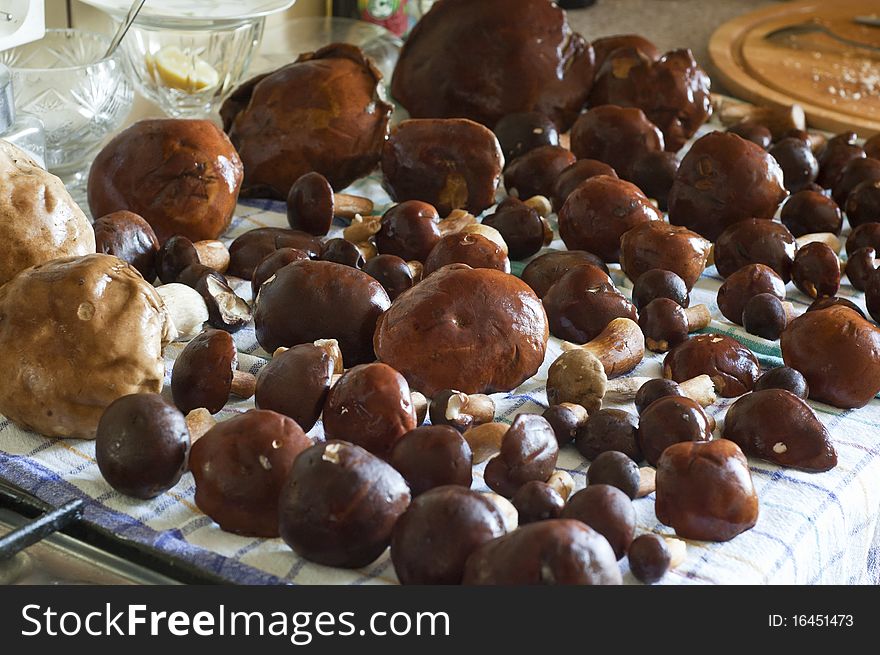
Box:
[0,29,132,196]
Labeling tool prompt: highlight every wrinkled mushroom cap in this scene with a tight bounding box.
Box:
[0,140,95,287]
[0,254,169,438]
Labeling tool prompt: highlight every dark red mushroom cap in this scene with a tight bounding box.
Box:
[171,328,238,414]
[286,172,335,236]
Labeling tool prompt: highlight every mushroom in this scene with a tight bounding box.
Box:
[381,118,504,217]
[551,159,618,211]
[0,140,96,287]
[93,211,160,282]
[171,328,257,415]
[560,484,635,560]
[831,157,880,206]
[190,409,313,537]
[846,222,880,256]
[591,34,660,69]
[251,247,311,297]
[484,414,559,498]
[655,439,759,542]
[845,247,877,291]
[156,235,230,283]
[559,175,662,262]
[224,44,392,198]
[742,293,790,340]
[389,426,474,497]
[716,263,786,325]
[780,303,880,408]
[619,222,710,291]
[715,98,805,138]
[391,486,505,585]
[154,283,209,342]
[663,333,760,397]
[713,219,798,282]
[631,269,689,310]
[636,395,713,467]
[424,232,511,275]
[255,260,390,366]
[557,317,646,378]
[754,366,810,398]
[586,451,641,499]
[0,254,170,439]
[493,111,560,162]
[504,145,576,200]
[638,298,711,352]
[628,150,679,210]
[668,131,787,241]
[633,376,717,414]
[482,198,552,261]
[362,254,419,300]
[320,238,368,269]
[88,119,243,243]
[791,242,841,298]
[845,180,880,228]
[769,137,819,192]
[866,134,880,159]
[254,340,343,431]
[178,264,252,333]
[511,481,565,525]
[278,441,411,568]
[373,265,548,396]
[375,201,442,263]
[723,389,837,471]
[574,408,641,462]
[286,171,373,236]
[95,393,190,499]
[226,227,322,280]
[628,534,677,584]
[462,519,622,585]
[323,362,418,458]
[542,403,590,447]
[570,104,665,178]
[543,265,638,344]
[521,249,610,298]
[816,132,865,189]
[807,296,865,318]
[428,390,495,433]
[726,120,772,149]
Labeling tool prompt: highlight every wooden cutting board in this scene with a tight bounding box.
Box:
[709,0,880,136]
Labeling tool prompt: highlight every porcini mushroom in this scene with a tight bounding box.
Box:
[493,111,560,162]
[157,235,230,283]
[251,247,311,297]
[93,211,160,282]
[483,414,559,498]
[551,159,618,211]
[631,269,689,310]
[429,390,495,433]
[664,333,760,397]
[375,201,442,263]
[619,221,710,291]
[636,395,713,467]
[286,171,373,236]
[791,242,841,298]
[713,219,798,282]
[638,299,711,352]
[389,427,474,497]
[557,317,646,379]
[780,190,843,237]
[521,249,610,298]
[504,145,576,200]
[560,485,635,560]
[717,264,786,326]
[226,227,322,280]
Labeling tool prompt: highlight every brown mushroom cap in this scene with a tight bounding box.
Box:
[638,298,690,351]
[93,211,160,283]
[251,247,311,297]
[190,409,313,537]
[391,0,595,131]
[791,242,841,298]
[636,395,712,467]
[845,180,880,228]
[559,484,635,560]
[521,249,610,298]
[424,232,511,275]
[551,159,619,211]
[374,265,548,396]
[769,137,819,193]
[225,44,392,198]
[254,260,390,365]
[462,519,622,585]
[559,175,662,262]
[780,304,880,409]
[493,111,560,163]
[362,254,416,301]
[668,131,787,241]
[846,222,880,256]
[381,118,504,217]
[664,333,760,397]
[254,343,336,431]
[0,141,95,287]
[278,441,411,568]
[542,265,638,343]
[619,221,710,290]
[714,218,797,281]
[723,389,837,472]
[484,414,559,497]
[655,439,759,542]
[227,227,322,280]
[727,120,772,149]
[323,363,417,458]
[171,328,243,415]
[375,201,442,263]
[717,263,786,325]
[628,150,679,211]
[482,201,548,261]
[88,119,243,243]
[831,157,880,206]
[389,427,474,497]
[570,105,664,177]
[591,34,660,74]
[504,145,576,200]
[0,254,169,439]
[286,172,335,236]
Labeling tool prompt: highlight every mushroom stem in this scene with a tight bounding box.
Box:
[715,97,806,139]
[605,376,653,398]
[230,369,257,399]
[523,195,552,218]
[185,408,217,444]
[193,240,230,274]
[561,318,645,378]
[636,466,656,498]
[334,193,374,219]
[796,232,841,253]
[463,422,508,464]
[343,215,382,243]
[407,260,424,283]
[665,536,687,569]
[355,241,378,261]
[546,469,575,501]
[685,304,712,330]
[438,209,478,236]
[411,391,429,426]
[678,374,718,407]
[313,339,344,374]
[485,492,518,533]
[782,301,795,323]
[156,283,209,342]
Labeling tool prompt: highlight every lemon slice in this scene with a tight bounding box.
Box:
[151,46,220,93]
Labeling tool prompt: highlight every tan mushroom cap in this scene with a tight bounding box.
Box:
[0,254,171,439]
[0,141,95,287]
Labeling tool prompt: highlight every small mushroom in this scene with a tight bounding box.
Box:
[179,264,252,333]
[286,171,373,236]
[93,211,160,282]
[628,150,679,210]
[791,242,841,298]
[483,414,559,498]
[831,157,880,206]
[846,222,880,256]
[570,104,665,178]
[638,299,711,352]
[254,340,343,431]
[742,293,791,340]
[493,111,560,163]
[633,375,717,414]
[717,263,786,325]
[631,269,689,311]
[462,519,622,585]
[726,120,772,149]
[323,363,417,458]
[251,247,311,297]
[551,159,618,211]
[171,328,257,415]
[769,137,819,192]
[636,395,713,467]
[389,426,473,496]
[806,295,865,318]
[655,439,759,542]
[429,390,495,433]
[628,534,674,584]
[591,34,660,70]
[713,218,798,282]
[845,180,880,227]
[560,484,635,560]
[504,145,576,200]
[362,254,418,300]
[619,221,711,290]
[424,232,511,275]
[816,132,865,189]
[587,451,641,499]
[542,403,589,447]
[723,389,837,471]
[866,134,880,159]
[482,199,552,260]
[754,366,810,398]
[521,249,610,298]
[157,235,231,284]
[845,247,877,291]
[574,409,641,462]
[226,227,322,280]
[278,441,411,568]
[780,190,843,237]
[664,333,760,397]
[375,201,442,262]
[320,237,368,269]
[391,486,505,585]
[511,481,565,524]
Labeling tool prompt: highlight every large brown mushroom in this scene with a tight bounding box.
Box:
[570,105,664,177]
[373,265,548,396]
[0,141,95,287]
[92,211,160,283]
[713,219,797,281]
[664,334,760,397]
[619,221,710,290]
[521,250,609,298]
[0,255,170,438]
[223,44,391,198]
[391,0,595,131]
